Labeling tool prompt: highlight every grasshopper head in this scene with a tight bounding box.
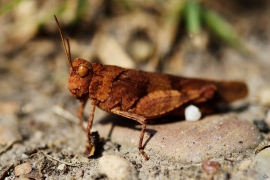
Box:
[54,16,93,101]
[68,58,93,100]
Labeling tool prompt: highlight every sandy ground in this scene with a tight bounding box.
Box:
[1,1,270,179]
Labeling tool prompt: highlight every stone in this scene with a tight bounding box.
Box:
[14,163,32,176]
[95,114,261,163]
[98,154,137,180]
[21,154,29,159]
[57,164,67,171]
[251,148,270,179]
[201,161,220,174]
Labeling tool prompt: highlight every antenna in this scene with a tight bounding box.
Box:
[54,15,74,70]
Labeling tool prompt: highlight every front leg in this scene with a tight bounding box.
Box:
[111,108,149,160]
[77,99,88,132]
[84,100,97,156]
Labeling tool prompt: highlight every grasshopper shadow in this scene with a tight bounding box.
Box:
[98,114,160,149]
[94,102,248,155]
[97,114,187,149]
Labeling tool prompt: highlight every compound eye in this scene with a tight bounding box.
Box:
[78,65,89,77]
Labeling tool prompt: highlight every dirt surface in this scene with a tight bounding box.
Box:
[1,1,270,179]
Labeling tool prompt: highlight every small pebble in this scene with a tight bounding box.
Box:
[253,120,269,133]
[238,159,252,171]
[14,163,32,176]
[201,160,220,174]
[57,164,67,171]
[21,154,29,159]
[257,87,270,106]
[185,105,202,121]
[98,155,134,180]
[252,148,270,179]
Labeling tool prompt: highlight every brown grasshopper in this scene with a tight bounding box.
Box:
[54,16,248,160]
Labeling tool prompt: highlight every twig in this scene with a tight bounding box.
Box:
[0,164,14,180]
[0,141,17,155]
[224,157,234,162]
[40,151,80,167]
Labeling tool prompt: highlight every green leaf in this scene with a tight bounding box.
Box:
[184,0,201,35]
[202,8,247,53]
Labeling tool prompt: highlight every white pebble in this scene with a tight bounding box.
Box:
[57,164,67,171]
[98,155,134,180]
[21,153,29,159]
[185,105,202,121]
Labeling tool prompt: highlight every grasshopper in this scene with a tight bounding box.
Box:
[54,16,247,160]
